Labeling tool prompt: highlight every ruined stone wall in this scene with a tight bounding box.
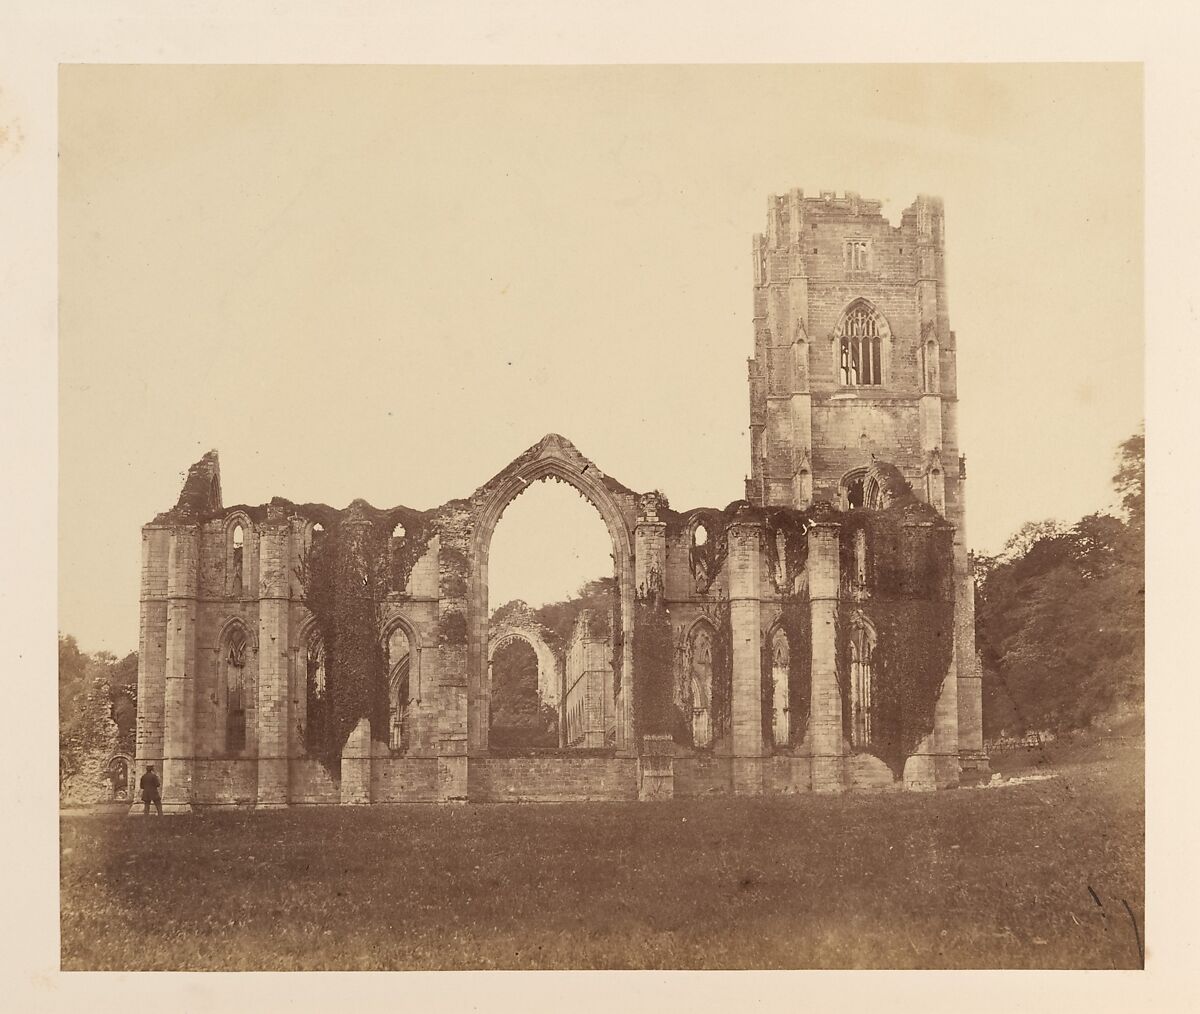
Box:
[133,189,984,810]
[468,755,637,802]
[135,439,971,807]
[563,613,614,748]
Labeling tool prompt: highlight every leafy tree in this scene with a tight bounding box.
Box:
[1113,427,1145,530]
[489,638,557,748]
[487,576,615,748]
[532,577,616,652]
[976,430,1144,738]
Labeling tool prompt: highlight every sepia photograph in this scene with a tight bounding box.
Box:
[51,61,1149,975]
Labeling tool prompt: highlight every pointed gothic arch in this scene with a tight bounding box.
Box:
[832,298,892,387]
[224,511,252,598]
[217,617,254,755]
[686,616,718,749]
[766,622,791,748]
[488,626,560,709]
[468,437,636,755]
[296,613,328,756]
[840,466,883,511]
[847,612,877,750]
[380,613,421,753]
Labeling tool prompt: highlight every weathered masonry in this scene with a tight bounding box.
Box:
[134,190,986,810]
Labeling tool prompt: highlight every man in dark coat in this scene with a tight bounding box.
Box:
[140,764,162,816]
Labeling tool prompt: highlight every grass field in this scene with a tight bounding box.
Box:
[60,734,1143,970]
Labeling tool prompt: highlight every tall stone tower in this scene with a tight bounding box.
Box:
[746,189,986,773]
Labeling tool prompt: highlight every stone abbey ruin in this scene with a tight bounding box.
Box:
[134,190,986,809]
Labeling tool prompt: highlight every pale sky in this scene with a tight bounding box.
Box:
[59,64,1143,654]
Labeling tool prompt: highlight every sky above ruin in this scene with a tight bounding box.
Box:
[58,64,1143,654]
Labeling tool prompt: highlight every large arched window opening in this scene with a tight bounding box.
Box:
[849,618,876,750]
[688,516,723,594]
[470,438,636,757]
[841,468,883,512]
[486,474,616,752]
[303,631,328,755]
[224,627,249,753]
[769,627,790,748]
[689,620,716,749]
[836,301,886,387]
[226,516,250,598]
[386,625,413,752]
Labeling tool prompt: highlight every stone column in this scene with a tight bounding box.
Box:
[729,512,765,796]
[954,464,987,775]
[633,496,667,752]
[808,520,845,793]
[440,520,470,801]
[633,493,670,791]
[161,526,198,813]
[256,517,291,807]
[956,575,988,775]
[131,526,170,815]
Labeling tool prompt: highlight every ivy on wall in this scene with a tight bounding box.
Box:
[708,597,733,747]
[663,594,734,751]
[761,509,814,750]
[297,504,432,774]
[632,567,673,746]
[686,510,730,594]
[835,500,955,776]
[659,490,953,771]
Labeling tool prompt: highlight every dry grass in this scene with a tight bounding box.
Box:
[60,734,1143,970]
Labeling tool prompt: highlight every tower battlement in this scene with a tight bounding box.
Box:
[747,189,958,519]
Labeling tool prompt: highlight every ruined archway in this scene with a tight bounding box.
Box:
[488,626,560,707]
[468,435,636,756]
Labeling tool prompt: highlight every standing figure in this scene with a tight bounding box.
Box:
[139,764,162,816]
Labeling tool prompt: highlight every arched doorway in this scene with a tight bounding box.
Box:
[468,437,636,755]
[107,755,132,801]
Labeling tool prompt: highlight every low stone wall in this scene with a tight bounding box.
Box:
[767,753,813,794]
[288,758,340,805]
[467,754,637,802]
[372,757,440,802]
[161,749,917,807]
[848,752,898,790]
[192,759,258,807]
[674,753,733,798]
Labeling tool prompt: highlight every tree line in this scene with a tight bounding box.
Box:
[974,429,1144,739]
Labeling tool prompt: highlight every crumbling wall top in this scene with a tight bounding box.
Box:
[153,450,222,523]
